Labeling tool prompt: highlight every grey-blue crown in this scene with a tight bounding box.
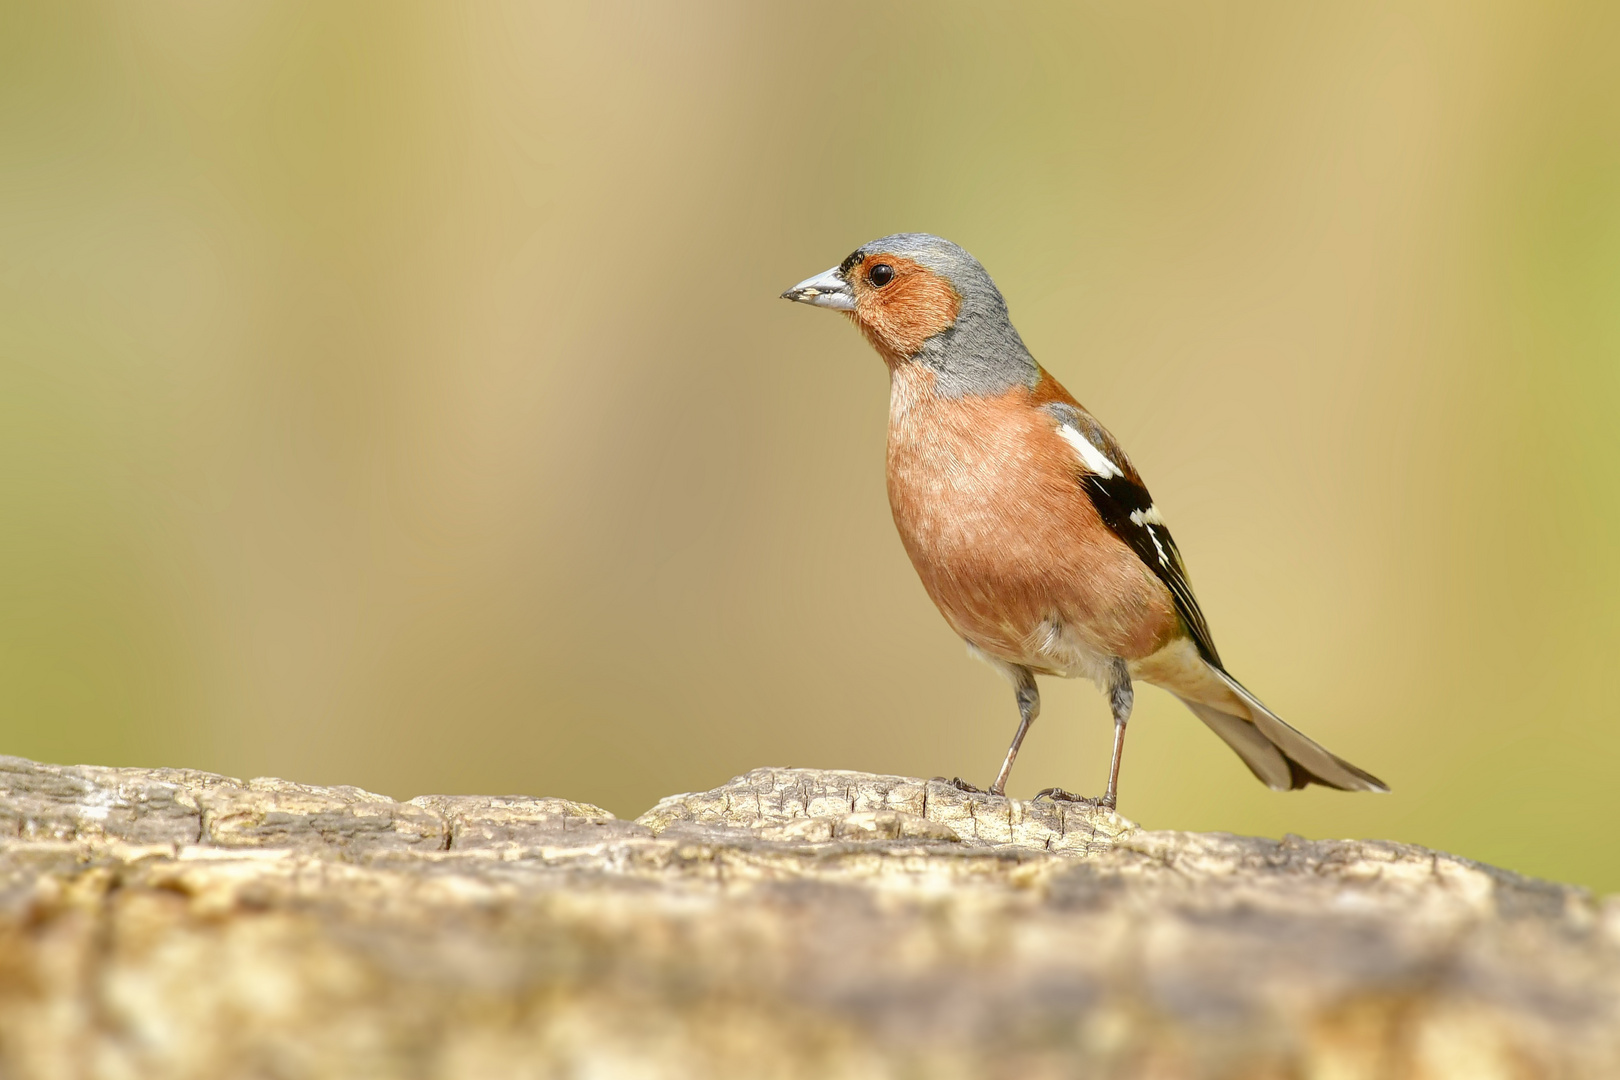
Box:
[843,234,1000,307]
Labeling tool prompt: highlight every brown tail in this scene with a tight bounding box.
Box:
[1176,665,1388,793]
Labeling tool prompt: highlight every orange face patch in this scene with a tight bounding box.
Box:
[847,255,961,364]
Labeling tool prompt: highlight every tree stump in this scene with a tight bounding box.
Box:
[0,755,1614,1078]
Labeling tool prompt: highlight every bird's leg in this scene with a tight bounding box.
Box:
[990,666,1040,796]
[1101,657,1133,810]
[1035,659,1134,807]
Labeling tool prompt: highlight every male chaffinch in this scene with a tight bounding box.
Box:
[782,233,1387,809]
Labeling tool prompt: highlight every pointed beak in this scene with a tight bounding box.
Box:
[780,265,856,311]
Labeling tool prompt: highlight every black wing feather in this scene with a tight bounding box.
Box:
[1044,404,1223,668]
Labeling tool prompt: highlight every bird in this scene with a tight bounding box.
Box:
[781,233,1387,809]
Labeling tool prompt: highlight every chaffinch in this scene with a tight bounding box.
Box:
[782,233,1387,808]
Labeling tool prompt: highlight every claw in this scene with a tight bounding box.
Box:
[932,776,994,795]
[1033,787,1098,805]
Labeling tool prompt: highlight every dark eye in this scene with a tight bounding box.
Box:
[868,263,895,287]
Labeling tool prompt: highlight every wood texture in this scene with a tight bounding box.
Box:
[0,755,1614,1078]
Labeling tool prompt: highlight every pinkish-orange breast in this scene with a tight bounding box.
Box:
[884,364,1179,673]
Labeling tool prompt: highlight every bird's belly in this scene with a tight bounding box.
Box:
[898,508,1117,684]
[886,402,1171,679]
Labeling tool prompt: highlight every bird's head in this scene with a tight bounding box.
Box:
[781,233,1037,396]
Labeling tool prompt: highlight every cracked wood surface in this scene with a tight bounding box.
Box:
[0,755,1615,1079]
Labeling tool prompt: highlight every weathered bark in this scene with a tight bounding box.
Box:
[0,755,1614,1079]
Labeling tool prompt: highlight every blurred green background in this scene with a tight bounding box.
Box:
[2,3,1617,889]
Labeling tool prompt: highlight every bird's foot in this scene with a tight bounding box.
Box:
[1035,788,1120,811]
[933,776,987,795]
[1034,787,1105,807]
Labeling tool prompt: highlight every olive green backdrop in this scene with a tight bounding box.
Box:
[3,3,1618,889]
